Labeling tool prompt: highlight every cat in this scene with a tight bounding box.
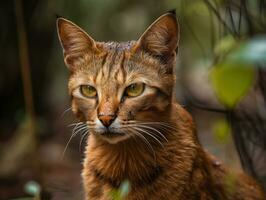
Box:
[57,11,266,200]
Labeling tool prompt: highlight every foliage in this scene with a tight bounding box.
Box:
[211,35,266,108]
[109,181,131,200]
[204,0,266,192]
[210,62,255,108]
[223,172,237,196]
[213,118,231,144]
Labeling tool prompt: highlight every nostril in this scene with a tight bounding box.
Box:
[98,114,116,127]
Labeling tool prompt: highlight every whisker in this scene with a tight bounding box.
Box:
[61,130,79,160]
[143,123,176,137]
[136,122,178,131]
[125,121,178,132]
[127,120,172,125]
[71,123,84,139]
[60,107,72,118]
[128,124,168,142]
[79,130,89,152]
[123,127,157,161]
[130,126,164,147]
[73,126,88,137]
[68,122,85,128]
[61,122,87,159]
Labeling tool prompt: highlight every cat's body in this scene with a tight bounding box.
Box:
[57,11,265,200]
[83,103,264,200]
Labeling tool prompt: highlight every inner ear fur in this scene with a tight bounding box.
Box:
[134,12,179,63]
[56,17,99,70]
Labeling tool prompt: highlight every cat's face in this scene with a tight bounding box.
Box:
[57,12,179,143]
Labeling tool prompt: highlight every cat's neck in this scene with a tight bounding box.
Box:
[85,133,165,187]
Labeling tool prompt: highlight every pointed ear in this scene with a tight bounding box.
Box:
[56,18,99,70]
[134,12,179,63]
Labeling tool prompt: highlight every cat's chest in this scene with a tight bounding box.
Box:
[83,158,190,200]
[85,174,184,200]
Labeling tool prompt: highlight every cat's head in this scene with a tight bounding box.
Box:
[57,11,179,144]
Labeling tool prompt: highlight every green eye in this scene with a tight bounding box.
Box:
[80,85,97,98]
[125,83,145,97]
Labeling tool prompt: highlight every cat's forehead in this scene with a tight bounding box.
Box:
[69,41,164,91]
[98,41,136,52]
[79,42,160,79]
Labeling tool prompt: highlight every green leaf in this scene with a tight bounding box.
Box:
[213,119,231,144]
[210,62,255,108]
[109,180,131,200]
[223,172,237,195]
[214,35,237,56]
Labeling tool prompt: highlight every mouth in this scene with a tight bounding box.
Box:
[100,130,125,138]
[94,129,129,144]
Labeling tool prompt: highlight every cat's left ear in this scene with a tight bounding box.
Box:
[57,17,99,71]
[133,11,179,64]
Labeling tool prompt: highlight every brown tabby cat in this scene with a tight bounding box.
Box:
[57,11,265,200]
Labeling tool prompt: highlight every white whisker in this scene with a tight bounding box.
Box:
[62,122,87,159]
[135,121,178,131]
[129,124,168,142]
[123,127,156,161]
[79,130,89,152]
[130,126,164,147]
[60,107,72,118]
[68,122,85,127]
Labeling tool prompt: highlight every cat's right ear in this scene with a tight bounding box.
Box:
[132,11,179,66]
[56,18,99,70]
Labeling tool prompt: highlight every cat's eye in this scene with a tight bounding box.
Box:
[80,85,97,98]
[125,83,145,97]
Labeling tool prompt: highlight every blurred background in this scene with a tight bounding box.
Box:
[0,0,266,199]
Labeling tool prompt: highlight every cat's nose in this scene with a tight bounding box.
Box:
[98,114,116,128]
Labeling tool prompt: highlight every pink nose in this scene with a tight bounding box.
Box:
[98,114,116,127]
